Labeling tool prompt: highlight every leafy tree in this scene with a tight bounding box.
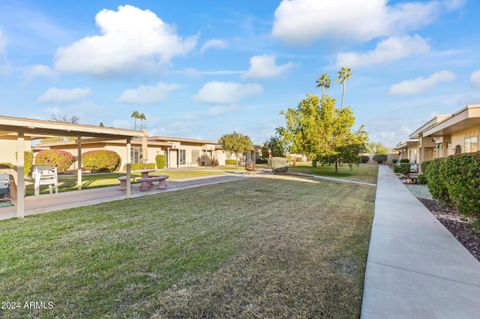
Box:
[368,142,390,154]
[336,67,352,109]
[262,135,285,158]
[278,95,368,173]
[219,132,253,165]
[131,111,140,130]
[99,122,105,127]
[316,73,331,98]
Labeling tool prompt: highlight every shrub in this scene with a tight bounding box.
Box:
[0,162,14,169]
[156,154,166,169]
[400,159,410,164]
[35,150,75,172]
[360,155,369,163]
[372,154,387,164]
[24,151,33,176]
[417,174,427,184]
[398,163,411,175]
[271,157,288,174]
[225,159,238,166]
[441,153,480,217]
[420,160,431,173]
[124,163,156,171]
[256,158,268,164]
[392,159,398,164]
[425,159,449,205]
[83,150,120,172]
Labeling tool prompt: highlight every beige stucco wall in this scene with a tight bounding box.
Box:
[450,126,480,154]
[0,139,32,164]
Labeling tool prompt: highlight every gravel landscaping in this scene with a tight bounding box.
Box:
[403,181,480,261]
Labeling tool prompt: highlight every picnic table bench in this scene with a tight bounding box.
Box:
[117,176,136,191]
[138,175,168,191]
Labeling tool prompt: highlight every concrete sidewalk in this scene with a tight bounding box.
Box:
[0,175,245,221]
[361,166,480,319]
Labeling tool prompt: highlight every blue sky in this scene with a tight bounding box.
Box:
[0,0,479,147]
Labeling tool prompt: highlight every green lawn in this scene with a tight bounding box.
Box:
[289,163,379,184]
[25,169,230,196]
[0,177,374,318]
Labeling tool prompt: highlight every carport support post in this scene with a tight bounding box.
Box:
[16,132,25,218]
[126,138,132,197]
[77,137,82,190]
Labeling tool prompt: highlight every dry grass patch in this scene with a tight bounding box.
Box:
[0,177,374,318]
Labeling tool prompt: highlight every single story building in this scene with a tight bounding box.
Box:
[396,104,480,165]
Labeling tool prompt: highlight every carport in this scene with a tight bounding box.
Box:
[0,115,146,218]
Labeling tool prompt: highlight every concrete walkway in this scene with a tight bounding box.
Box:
[361,166,480,319]
[287,172,376,187]
[0,175,245,221]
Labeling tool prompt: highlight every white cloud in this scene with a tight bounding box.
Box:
[200,39,227,54]
[336,35,430,67]
[194,82,263,104]
[470,70,480,88]
[389,71,456,95]
[242,55,294,80]
[38,87,91,104]
[22,65,56,84]
[54,5,197,75]
[117,82,179,105]
[272,0,463,45]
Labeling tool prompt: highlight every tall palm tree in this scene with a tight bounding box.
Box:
[131,111,140,130]
[336,67,352,109]
[139,113,147,130]
[316,73,331,98]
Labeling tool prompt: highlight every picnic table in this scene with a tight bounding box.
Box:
[140,169,156,179]
[138,175,169,191]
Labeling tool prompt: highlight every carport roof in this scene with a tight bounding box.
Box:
[0,115,145,139]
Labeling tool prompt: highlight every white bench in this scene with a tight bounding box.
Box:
[33,165,58,196]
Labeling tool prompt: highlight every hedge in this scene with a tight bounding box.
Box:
[360,155,369,163]
[256,158,268,164]
[392,159,398,164]
[424,153,480,217]
[393,163,410,175]
[420,160,431,173]
[399,159,410,164]
[417,174,427,184]
[225,159,238,165]
[155,154,166,169]
[35,150,75,172]
[24,151,33,176]
[83,150,120,172]
[372,154,387,164]
[124,163,156,171]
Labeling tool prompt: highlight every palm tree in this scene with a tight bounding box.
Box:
[139,113,147,130]
[336,67,352,109]
[131,111,140,130]
[316,73,331,98]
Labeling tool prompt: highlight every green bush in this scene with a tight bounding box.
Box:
[392,159,398,164]
[417,174,427,184]
[441,153,480,217]
[360,155,369,163]
[124,163,156,171]
[271,157,288,174]
[256,158,268,164]
[83,150,120,172]
[225,159,238,166]
[0,162,14,168]
[399,159,410,164]
[24,151,33,176]
[372,154,387,164]
[35,150,75,172]
[155,154,166,169]
[425,158,449,205]
[420,160,431,173]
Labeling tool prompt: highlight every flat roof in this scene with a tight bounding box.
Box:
[150,135,219,145]
[422,105,480,137]
[0,115,145,139]
[409,115,451,139]
[395,139,419,150]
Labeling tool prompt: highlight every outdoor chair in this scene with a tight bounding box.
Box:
[33,165,58,196]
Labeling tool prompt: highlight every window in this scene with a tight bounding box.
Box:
[131,147,142,164]
[464,136,478,153]
[192,150,200,164]
[179,149,186,165]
